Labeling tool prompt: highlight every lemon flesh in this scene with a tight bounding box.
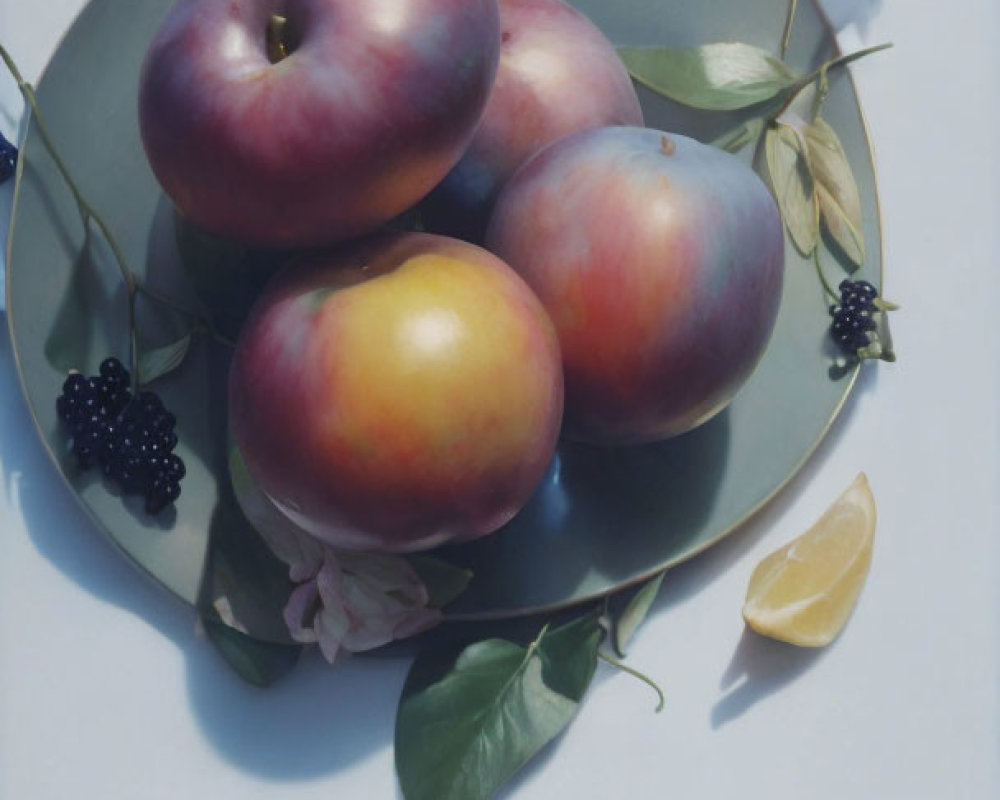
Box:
[743,473,876,647]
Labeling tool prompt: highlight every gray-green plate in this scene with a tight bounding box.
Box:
[6,0,882,638]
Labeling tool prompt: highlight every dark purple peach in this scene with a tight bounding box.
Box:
[420,0,642,243]
[487,126,784,444]
[139,0,500,248]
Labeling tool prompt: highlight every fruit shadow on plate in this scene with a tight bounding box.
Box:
[439,409,731,618]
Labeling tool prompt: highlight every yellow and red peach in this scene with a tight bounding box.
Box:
[229,232,564,552]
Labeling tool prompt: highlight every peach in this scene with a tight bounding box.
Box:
[139,0,500,248]
[228,232,563,552]
[419,0,642,242]
[486,126,784,444]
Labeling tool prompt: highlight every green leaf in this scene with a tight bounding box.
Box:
[537,608,604,701]
[765,121,819,256]
[712,117,765,153]
[804,117,865,267]
[406,555,473,611]
[44,234,111,373]
[614,572,666,658]
[202,615,302,688]
[200,446,304,646]
[138,332,192,385]
[395,609,603,800]
[617,43,798,111]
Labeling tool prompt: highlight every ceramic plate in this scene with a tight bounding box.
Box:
[6,0,881,638]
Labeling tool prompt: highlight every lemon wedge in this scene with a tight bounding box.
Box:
[742,473,876,646]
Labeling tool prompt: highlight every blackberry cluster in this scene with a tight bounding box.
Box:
[56,357,185,514]
[0,130,17,185]
[830,279,879,356]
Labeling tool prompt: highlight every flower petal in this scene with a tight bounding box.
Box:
[314,600,351,663]
[339,551,429,601]
[283,580,321,644]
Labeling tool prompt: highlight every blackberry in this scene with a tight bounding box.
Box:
[55,358,185,514]
[137,390,164,418]
[97,426,119,469]
[145,476,182,515]
[161,454,186,481]
[72,421,104,468]
[117,453,149,493]
[830,279,880,356]
[151,411,176,435]
[56,373,91,423]
[99,358,131,411]
[159,430,179,454]
[99,357,127,380]
[0,130,17,185]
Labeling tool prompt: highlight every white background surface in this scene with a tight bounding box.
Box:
[1,1,998,798]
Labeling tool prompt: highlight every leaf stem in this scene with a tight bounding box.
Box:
[474,622,550,714]
[810,41,893,80]
[773,42,892,121]
[137,282,205,322]
[0,44,140,388]
[527,623,550,660]
[813,248,839,303]
[598,651,665,713]
[712,119,763,154]
[715,41,891,161]
[810,63,830,122]
[0,46,82,214]
[781,0,799,59]
[137,283,238,349]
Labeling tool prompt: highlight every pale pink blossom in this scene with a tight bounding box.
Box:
[232,446,442,662]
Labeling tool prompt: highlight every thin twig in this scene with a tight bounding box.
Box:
[812,41,893,77]
[137,282,206,322]
[773,42,892,121]
[138,283,238,349]
[781,0,799,59]
[810,63,830,122]
[813,248,839,302]
[0,43,140,387]
[598,651,665,713]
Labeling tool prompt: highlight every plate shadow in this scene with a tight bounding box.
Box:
[183,646,402,780]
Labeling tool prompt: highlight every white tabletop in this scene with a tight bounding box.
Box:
[1,1,998,798]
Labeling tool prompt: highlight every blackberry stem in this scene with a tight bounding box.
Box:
[810,63,830,122]
[812,249,839,303]
[780,0,798,59]
[805,42,893,83]
[772,42,892,121]
[714,41,891,159]
[137,282,205,322]
[0,44,140,390]
[137,282,238,349]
